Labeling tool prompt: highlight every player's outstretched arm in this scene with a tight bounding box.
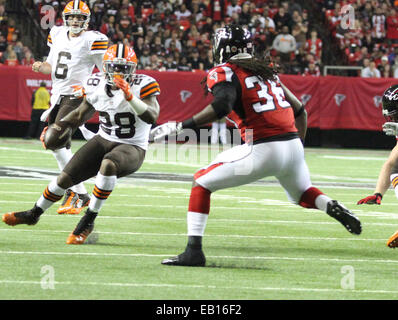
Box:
[32,61,52,75]
[280,81,307,142]
[358,141,398,204]
[151,82,236,141]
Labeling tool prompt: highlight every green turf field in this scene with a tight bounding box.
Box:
[1,137,398,300]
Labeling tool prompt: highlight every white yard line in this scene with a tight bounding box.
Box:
[0,279,396,295]
[0,250,396,265]
[0,227,388,242]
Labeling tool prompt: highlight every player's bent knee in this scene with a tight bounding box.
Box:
[100,159,118,176]
[57,171,74,190]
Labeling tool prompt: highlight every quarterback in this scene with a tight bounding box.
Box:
[151,25,362,267]
[3,44,160,245]
[32,0,109,215]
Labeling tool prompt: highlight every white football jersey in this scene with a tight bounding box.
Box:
[84,73,161,150]
[46,26,108,96]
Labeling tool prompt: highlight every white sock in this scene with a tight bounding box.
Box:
[88,173,117,213]
[187,211,208,236]
[71,182,87,195]
[36,178,66,211]
[315,194,333,212]
[53,147,73,170]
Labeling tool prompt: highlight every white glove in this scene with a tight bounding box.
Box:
[150,122,182,141]
[383,122,398,136]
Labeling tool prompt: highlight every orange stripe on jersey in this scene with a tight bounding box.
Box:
[47,35,52,43]
[140,81,160,98]
[140,87,160,99]
[91,41,109,50]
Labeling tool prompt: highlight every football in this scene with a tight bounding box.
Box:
[43,121,72,150]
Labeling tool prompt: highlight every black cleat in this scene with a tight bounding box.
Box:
[2,205,42,226]
[162,247,206,267]
[66,209,97,244]
[326,200,362,235]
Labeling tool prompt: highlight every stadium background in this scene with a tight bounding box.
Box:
[0,0,397,149]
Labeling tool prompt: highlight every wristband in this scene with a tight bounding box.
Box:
[127,96,148,115]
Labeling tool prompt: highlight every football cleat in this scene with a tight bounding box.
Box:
[2,205,42,226]
[67,193,91,215]
[326,200,362,235]
[387,230,398,248]
[161,247,206,267]
[57,189,79,214]
[66,209,97,245]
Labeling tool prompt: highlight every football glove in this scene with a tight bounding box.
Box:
[40,126,48,149]
[150,122,183,141]
[383,122,398,136]
[357,193,382,205]
[71,85,86,99]
[114,77,133,101]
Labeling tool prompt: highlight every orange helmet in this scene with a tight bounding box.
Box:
[103,44,138,85]
[62,1,90,34]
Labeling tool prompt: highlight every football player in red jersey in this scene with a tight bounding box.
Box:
[151,25,362,267]
[358,85,398,248]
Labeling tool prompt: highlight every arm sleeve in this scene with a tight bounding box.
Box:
[210,82,237,119]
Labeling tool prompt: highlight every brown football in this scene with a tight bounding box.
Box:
[43,122,72,150]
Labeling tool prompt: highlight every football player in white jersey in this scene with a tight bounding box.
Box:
[32,0,109,215]
[3,44,160,245]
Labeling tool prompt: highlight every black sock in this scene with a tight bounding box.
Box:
[31,204,44,218]
[187,236,202,250]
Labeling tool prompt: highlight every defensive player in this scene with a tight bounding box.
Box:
[3,44,160,245]
[32,0,109,214]
[151,25,362,267]
[358,84,398,248]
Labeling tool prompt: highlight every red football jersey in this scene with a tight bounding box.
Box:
[206,62,297,142]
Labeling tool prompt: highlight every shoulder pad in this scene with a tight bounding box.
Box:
[207,65,234,91]
[87,31,109,52]
[47,26,64,46]
[133,74,161,99]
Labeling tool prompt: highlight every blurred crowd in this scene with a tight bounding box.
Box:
[21,0,323,76]
[322,0,398,78]
[0,0,36,66]
[8,0,398,78]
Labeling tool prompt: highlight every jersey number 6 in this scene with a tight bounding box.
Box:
[55,51,71,79]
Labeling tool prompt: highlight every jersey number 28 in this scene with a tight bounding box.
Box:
[99,112,136,139]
